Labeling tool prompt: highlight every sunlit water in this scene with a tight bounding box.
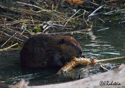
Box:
[0,0,125,87]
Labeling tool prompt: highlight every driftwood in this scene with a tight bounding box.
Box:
[9,64,125,88]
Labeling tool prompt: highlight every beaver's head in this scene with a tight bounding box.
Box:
[58,36,82,63]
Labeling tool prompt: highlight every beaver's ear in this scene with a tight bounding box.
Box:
[58,39,65,44]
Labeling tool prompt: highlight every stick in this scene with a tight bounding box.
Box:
[104,9,125,15]
[16,1,43,10]
[0,5,20,14]
[95,57,125,63]
[1,33,17,47]
[1,32,24,42]
[87,5,104,21]
[57,57,79,74]
[88,5,104,17]
[57,57,93,74]
[64,9,81,27]
[57,56,125,74]
[100,65,108,71]
[0,43,18,52]
[6,19,31,26]
[5,28,29,39]
[48,28,92,35]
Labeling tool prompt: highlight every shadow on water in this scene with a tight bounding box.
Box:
[0,0,125,87]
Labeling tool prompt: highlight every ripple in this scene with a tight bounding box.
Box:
[101,52,120,55]
[85,44,111,47]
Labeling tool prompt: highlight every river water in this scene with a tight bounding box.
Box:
[0,0,125,87]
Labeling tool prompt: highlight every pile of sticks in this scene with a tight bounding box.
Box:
[0,0,124,49]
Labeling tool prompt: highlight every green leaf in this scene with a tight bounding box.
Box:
[34,26,41,32]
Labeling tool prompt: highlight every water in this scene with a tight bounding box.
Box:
[0,14,124,87]
[0,0,125,87]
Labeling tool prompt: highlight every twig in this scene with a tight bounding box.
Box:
[100,65,109,71]
[83,15,88,26]
[95,57,125,63]
[64,9,81,27]
[0,5,21,14]
[0,43,18,52]
[1,32,24,42]
[48,28,92,35]
[6,19,31,26]
[104,8,125,15]
[1,33,17,47]
[1,27,29,39]
[42,22,64,32]
[87,5,104,21]
[57,56,125,74]
[16,1,43,10]
[87,1,99,6]
[88,5,104,17]
[7,28,29,39]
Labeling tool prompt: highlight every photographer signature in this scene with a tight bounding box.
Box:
[100,81,121,86]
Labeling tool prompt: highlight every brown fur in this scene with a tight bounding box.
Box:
[20,33,82,68]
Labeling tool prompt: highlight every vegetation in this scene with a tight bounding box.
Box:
[0,0,124,50]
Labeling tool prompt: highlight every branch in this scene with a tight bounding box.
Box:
[48,28,92,35]
[64,9,81,27]
[0,43,18,52]
[87,5,104,21]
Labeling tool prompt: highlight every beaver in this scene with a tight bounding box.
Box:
[20,33,82,68]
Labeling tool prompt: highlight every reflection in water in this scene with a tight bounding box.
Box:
[97,27,109,32]
[87,30,97,41]
[84,40,121,58]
